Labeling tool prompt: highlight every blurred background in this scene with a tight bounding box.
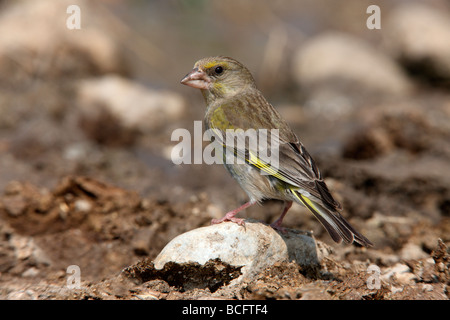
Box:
[0,0,449,299]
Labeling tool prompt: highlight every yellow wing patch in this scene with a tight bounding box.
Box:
[247,151,284,180]
[292,191,316,211]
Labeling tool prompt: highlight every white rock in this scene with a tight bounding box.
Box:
[421,284,434,292]
[384,4,450,78]
[0,0,127,79]
[292,32,411,98]
[10,235,51,266]
[77,75,185,131]
[381,263,416,284]
[22,267,40,278]
[74,199,92,213]
[399,242,428,260]
[153,220,329,281]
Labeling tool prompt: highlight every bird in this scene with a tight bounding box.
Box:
[180,56,373,247]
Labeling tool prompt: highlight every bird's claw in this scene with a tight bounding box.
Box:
[270,222,288,234]
[211,214,246,229]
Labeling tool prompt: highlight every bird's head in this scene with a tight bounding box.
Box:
[181,56,256,103]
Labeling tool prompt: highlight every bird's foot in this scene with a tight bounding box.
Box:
[269,201,292,234]
[270,220,288,234]
[211,211,246,228]
[211,201,255,228]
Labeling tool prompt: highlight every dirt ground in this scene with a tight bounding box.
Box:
[0,0,449,300]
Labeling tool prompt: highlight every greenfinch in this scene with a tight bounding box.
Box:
[181,56,372,247]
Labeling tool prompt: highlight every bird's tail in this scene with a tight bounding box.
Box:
[292,190,373,247]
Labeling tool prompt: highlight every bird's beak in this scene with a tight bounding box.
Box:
[180,68,211,90]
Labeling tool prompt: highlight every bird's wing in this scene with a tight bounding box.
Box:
[205,90,342,211]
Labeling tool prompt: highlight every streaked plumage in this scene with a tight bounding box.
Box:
[181,56,373,247]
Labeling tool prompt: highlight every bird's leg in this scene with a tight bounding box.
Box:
[211,200,256,227]
[270,201,293,233]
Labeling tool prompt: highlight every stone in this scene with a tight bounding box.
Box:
[381,263,416,285]
[0,0,128,83]
[153,220,329,281]
[292,32,411,109]
[76,75,185,132]
[400,242,428,260]
[384,3,450,81]
[10,235,51,266]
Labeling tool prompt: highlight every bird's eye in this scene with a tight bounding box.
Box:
[214,66,224,75]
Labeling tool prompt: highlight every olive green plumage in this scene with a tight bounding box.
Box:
[181,56,372,247]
